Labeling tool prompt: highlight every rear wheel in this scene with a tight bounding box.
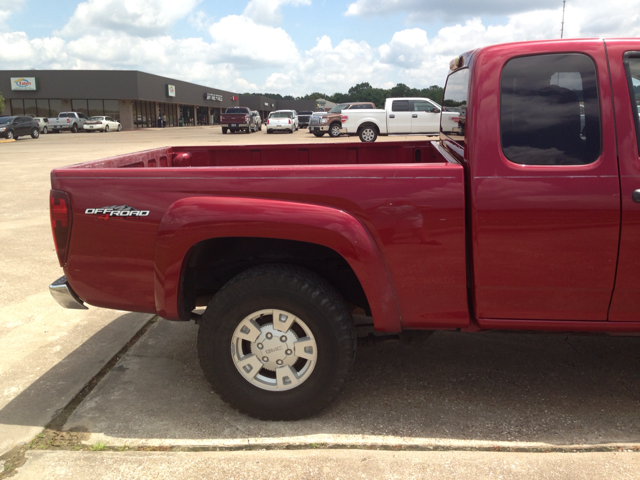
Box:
[197,264,356,420]
[104,125,110,133]
[71,124,78,133]
[43,126,48,134]
[31,128,39,139]
[222,127,228,134]
[329,123,341,138]
[358,125,377,143]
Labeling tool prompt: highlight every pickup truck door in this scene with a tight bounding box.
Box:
[471,44,621,321]
[411,100,440,134]
[604,41,640,321]
[387,100,412,134]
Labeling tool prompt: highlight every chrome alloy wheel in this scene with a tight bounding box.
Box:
[360,127,376,142]
[231,309,317,391]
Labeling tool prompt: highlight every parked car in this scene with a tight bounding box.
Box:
[274,110,299,130]
[297,110,314,128]
[83,116,122,132]
[251,111,263,131]
[49,112,89,133]
[33,117,49,134]
[220,107,257,134]
[266,111,297,133]
[308,102,375,137]
[0,116,40,140]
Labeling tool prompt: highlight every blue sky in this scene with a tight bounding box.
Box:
[1,0,639,96]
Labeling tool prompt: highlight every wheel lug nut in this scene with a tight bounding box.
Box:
[285,349,292,355]
[262,356,269,362]
[257,343,263,350]
[266,333,273,339]
[280,335,287,342]
[276,359,283,365]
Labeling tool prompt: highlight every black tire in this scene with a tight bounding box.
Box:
[313,132,324,137]
[198,264,356,420]
[358,125,377,143]
[117,124,122,131]
[267,129,272,134]
[104,125,110,133]
[31,128,39,139]
[222,127,228,134]
[7,130,14,140]
[71,123,78,133]
[43,126,48,134]
[329,123,341,138]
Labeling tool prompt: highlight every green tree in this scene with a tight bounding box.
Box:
[0,92,5,114]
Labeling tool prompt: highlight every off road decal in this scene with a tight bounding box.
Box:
[85,205,150,220]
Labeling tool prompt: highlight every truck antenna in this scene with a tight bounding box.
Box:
[560,0,566,38]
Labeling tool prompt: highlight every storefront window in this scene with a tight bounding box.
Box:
[24,99,36,117]
[88,100,103,117]
[11,99,24,115]
[37,99,50,117]
[104,100,119,121]
[49,100,62,117]
[72,100,88,116]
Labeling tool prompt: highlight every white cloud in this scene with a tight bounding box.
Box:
[208,15,300,67]
[345,0,559,22]
[57,0,201,38]
[264,35,393,95]
[243,0,311,27]
[3,0,640,98]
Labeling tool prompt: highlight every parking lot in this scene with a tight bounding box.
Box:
[1,126,639,479]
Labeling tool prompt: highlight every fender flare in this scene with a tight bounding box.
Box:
[154,196,402,332]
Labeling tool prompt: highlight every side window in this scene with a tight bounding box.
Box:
[362,104,373,109]
[392,100,410,112]
[442,68,469,138]
[624,54,640,155]
[413,100,433,112]
[500,53,601,165]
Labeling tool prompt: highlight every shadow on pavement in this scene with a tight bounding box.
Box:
[62,319,640,446]
[0,312,149,429]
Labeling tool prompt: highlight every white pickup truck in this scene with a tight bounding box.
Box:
[48,112,90,133]
[340,97,460,142]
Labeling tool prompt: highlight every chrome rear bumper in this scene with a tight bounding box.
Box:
[49,276,88,310]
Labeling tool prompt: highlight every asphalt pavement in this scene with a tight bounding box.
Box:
[1,126,639,479]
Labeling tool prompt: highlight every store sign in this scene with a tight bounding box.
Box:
[11,77,38,91]
[232,96,238,101]
[204,93,223,101]
[166,84,176,97]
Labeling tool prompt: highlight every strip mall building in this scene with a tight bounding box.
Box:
[0,70,315,130]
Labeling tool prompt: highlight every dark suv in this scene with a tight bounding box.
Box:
[0,116,40,140]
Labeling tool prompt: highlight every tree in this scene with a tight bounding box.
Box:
[0,92,5,114]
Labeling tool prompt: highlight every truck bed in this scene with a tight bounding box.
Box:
[59,140,446,170]
[52,140,468,332]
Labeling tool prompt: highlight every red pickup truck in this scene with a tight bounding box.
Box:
[219,106,257,134]
[49,38,640,420]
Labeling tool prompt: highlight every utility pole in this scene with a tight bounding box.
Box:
[561,0,566,38]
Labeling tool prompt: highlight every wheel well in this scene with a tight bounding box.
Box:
[181,237,371,318]
[358,123,379,133]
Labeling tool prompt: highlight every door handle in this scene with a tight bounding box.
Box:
[633,190,640,203]
[389,114,395,118]
[412,114,418,118]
